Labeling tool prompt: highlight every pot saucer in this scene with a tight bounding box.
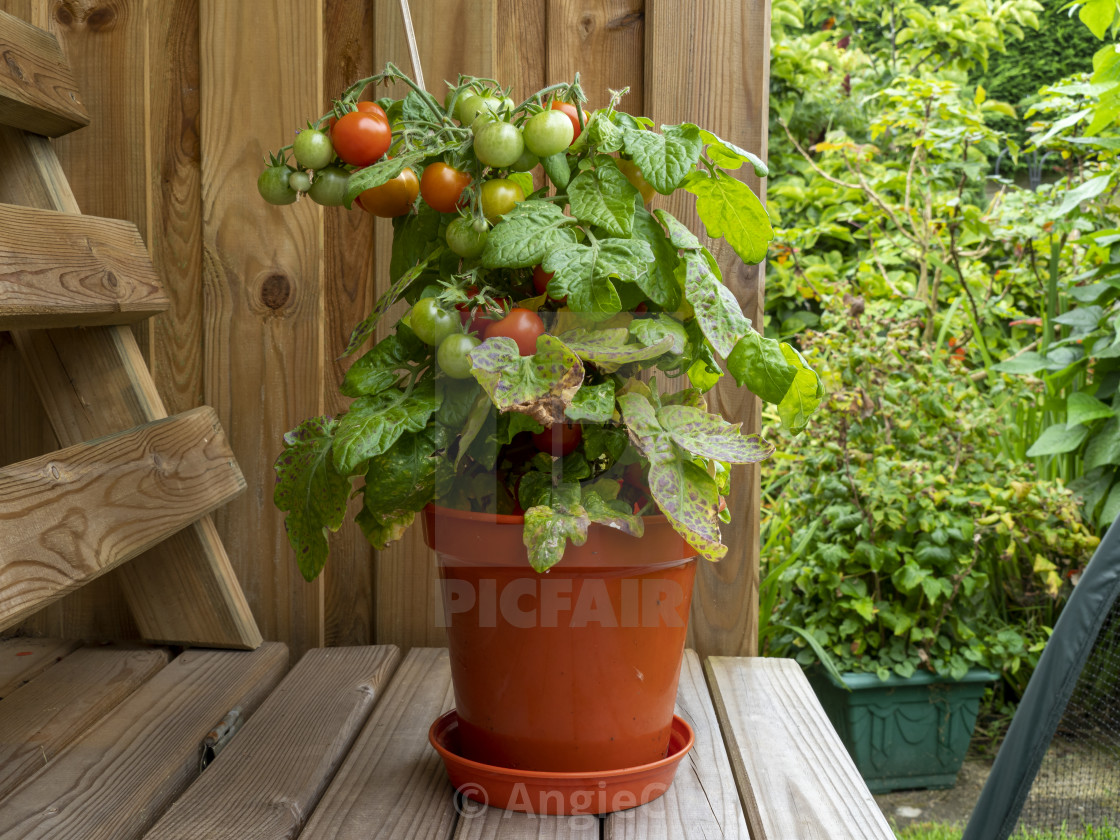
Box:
[428,711,695,815]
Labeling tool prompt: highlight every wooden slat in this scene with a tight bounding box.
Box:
[0,124,261,649]
[0,637,80,697]
[200,0,325,661]
[0,10,89,136]
[321,0,375,647]
[646,0,770,659]
[706,657,895,840]
[143,645,401,840]
[0,203,168,329]
[605,650,749,839]
[0,644,170,798]
[0,642,288,840]
[455,808,599,840]
[547,0,646,113]
[0,406,246,631]
[298,647,458,839]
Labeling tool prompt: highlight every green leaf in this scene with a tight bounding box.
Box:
[776,345,824,433]
[273,418,351,582]
[558,327,674,371]
[653,208,701,250]
[621,123,703,194]
[566,381,616,423]
[543,238,654,316]
[1026,422,1089,457]
[468,334,585,426]
[992,351,1050,374]
[683,250,750,357]
[1067,392,1115,428]
[617,391,675,464]
[1055,174,1113,218]
[582,492,644,538]
[698,128,769,176]
[1079,0,1119,38]
[630,316,689,356]
[523,504,590,572]
[541,151,571,189]
[660,404,775,463]
[649,457,725,561]
[630,205,682,309]
[682,170,774,264]
[1099,480,1120,528]
[343,251,441,356]
[359,424,446,528]
[481,201,578,268]
[567,158,640,237]
[342,334,420,397]
[333,383,438,475]
[1085,417,1120,471]
[727,331,799,404]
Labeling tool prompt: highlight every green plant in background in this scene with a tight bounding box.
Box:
[760,298,1099,696]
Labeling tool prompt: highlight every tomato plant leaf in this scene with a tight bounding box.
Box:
[583,492,644,538]
[566,381,616,423]
[683,249,751,358]
[541,151,571,189]
[698,128,769,176]
[468,334,585,426]
[726,330,799,405]
[358,424,448,546]
[558,327,675,372]
[523,504,591,572]
[630,315,689,356]
[649,457,725,562]
[660,404,775,463]
[342,333,424,397]
[654,208,702,251]
[617,392,675,464]
[481,201,578,268]
[630,205,682,309]
[567,158,640,237]
[343,250,442,356]
[543,241,652,317]
[333,382,438,475]
[273,417,352,582]
[355,508,415,553]
[621,123,704,195]
[683,170,773,265]
[776,345,825,433]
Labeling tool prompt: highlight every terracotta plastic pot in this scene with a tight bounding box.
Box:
[423,504,697,772]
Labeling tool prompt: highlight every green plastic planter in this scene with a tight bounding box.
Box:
[809,668,999,793]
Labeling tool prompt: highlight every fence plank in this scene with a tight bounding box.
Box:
[0,643,288,840]
[0,407,246,631]
[546,0,645,113]
[0,9,88,135]
[0,637,80,698]
[321,0,376,647]
[199,0,325,659]
[0,644,170,799]
[0,203,167,329]
[645,0,770,658]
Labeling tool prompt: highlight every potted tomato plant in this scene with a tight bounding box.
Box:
[264,63,821,808]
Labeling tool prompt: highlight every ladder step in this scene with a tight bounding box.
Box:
[0,203,168,329]
[0,11,89,137]
[0,407,245,632]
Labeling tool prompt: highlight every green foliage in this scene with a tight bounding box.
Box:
[761,305,1099,689]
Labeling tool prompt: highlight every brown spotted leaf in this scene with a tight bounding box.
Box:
[469,334,585,426]
[617,392,674,463]
[523,504,591,572]
[558,327,675,372]
[660,405,775,464]
[649,458,725,562]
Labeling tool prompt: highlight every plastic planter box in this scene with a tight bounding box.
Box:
[809,668,998,793]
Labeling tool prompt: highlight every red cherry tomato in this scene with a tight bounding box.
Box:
[531,421,583,456]
[550,101,584,141]
[331,110,391,166]
[484,307,545,355]
[358,166,418,217]
[420,162,472,213]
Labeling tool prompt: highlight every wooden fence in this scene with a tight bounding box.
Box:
[0,0,771,663]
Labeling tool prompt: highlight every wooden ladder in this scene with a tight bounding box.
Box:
[0,10,261,648]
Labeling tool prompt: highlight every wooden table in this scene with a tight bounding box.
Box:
[0,639,895,839]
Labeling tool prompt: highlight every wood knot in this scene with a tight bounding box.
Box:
[579,12,595,36]
[607,11,643,29]
[54,3,74,26]
[260,274,291,310]
[104,271,118,290]
[86,5,117,32]
[4,53,25,82]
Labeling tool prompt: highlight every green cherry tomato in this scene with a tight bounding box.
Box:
[473,121,525,169]
[437,333,481,379]
[459,94,501,125]
[308,165,349,206]
[293,128,334,169]
[523,109,575,157]
[411,297,458,346]
[445,216,489,258]
[510,147,540,172]
[258,164,298,205]
[479,178,525,223]
[288,170,311,193]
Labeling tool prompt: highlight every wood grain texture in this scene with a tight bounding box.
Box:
[371,0,503,651]
[605,649,749,839]
[456,810,599,839]
[147,0,205,417]
[0,203,168,329]
[706,656,895,840]
[645,0,770,658]
[200,0,325,660]
[546,0,645,113]
[0,103,260,648]
[0,9,88,135]
[0,644,169,798]
[0,642,288,840]
[0,407,246,631]
[321,0,375,648]
[0,636,79,697]
[298,647,458,840]
[143,645,401,840]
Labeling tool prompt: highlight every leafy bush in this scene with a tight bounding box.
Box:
[761,301,1099,691]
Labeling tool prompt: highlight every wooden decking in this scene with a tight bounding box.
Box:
[0,639,893,839]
